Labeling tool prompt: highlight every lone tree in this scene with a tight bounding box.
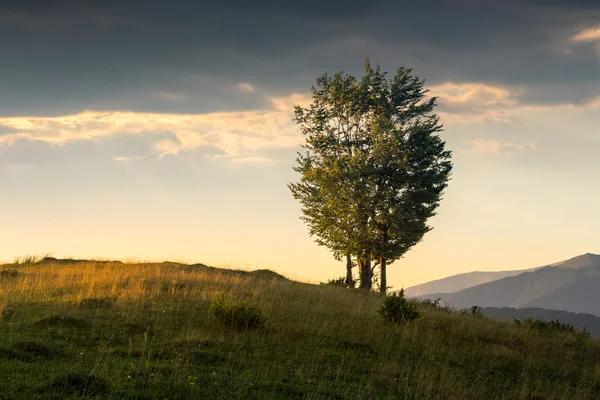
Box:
[289,60,452,294]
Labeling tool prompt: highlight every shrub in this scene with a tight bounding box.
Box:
[461,305,483,317]
[378,289,421,325]
[421,297,441,308]
[421,297,453,312]
[210,295,265,330]
[322,276,348,287]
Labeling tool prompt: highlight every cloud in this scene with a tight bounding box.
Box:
[586,96,600,109]
[462,140,536,156]
[0,94,309,164]
[209,155,276,167]
[430,81,600,126]
[0,124,20,135]
[1,78,597,163]
[572,26,600,42]
[560,25,600,56]
[431,83,516,107]
[1,1,600,116]
[430,82,521,125]
[153,91,188,102]
[238,83,255,93]
[113,155,149,162]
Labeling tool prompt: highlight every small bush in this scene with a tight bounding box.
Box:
[514,318,590,338]
[421,297,453,312]
[210,295,265,330]
[378,289,421,325]
[321,276,358,288]
[322,276,348,287]
[461,305,483,317]
[421,297,441,308]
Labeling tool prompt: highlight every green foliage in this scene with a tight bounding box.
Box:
[289,59,452,291]
[462,305,483,317]
[210,295,266,330]
[378,289,421,325]
[421,297,452,312]
[514,317,591,338]
[322,276,349,287]
[421,297,442,308]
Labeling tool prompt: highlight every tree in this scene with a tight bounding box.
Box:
[289,60,452,294]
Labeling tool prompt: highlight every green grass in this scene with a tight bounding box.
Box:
[0,258,599,399]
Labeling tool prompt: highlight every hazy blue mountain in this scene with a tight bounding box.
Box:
[403,268,536,297]
[478,306,600,337]
[417,253,600,316]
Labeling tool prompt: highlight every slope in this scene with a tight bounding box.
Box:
[479,306,600,337]
[418,253,600,316]
[1,257,600,399]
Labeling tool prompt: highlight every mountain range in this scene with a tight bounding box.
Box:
[409,253,600,317]
[403,268,537,297]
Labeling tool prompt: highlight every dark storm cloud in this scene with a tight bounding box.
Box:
[1,0,599,116]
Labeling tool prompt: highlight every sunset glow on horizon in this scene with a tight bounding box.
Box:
[2,1,599,289]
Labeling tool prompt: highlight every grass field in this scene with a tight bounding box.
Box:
[0,257,599,399]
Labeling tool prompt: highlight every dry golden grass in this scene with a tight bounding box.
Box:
[0,257,598,399]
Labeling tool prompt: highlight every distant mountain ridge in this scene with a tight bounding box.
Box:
[417,253,600,316]
[403,268,536,297]
[550,253,600,269]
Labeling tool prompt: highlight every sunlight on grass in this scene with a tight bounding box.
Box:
[0,258,598,399]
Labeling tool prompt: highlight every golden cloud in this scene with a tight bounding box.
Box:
[572,26,600,42]
[430,82,516,106]
[429,82,521,125]
[0,94,310,163]
[462,140,536,156]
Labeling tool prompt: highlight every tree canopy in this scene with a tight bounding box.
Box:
[289,60,452,293]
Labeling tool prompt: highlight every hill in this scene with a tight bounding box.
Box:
[403,268,535,297]
[418,253,600,316]
[1,257,600,399]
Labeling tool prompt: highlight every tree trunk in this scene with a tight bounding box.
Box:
[379,258,387,295]
[345,254,354,288]
[358,257,372,291]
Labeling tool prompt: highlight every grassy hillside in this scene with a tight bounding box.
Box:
[479,307,600,338]
[0,258,599,399]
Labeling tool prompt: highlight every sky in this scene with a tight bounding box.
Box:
[1,0,599,289]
